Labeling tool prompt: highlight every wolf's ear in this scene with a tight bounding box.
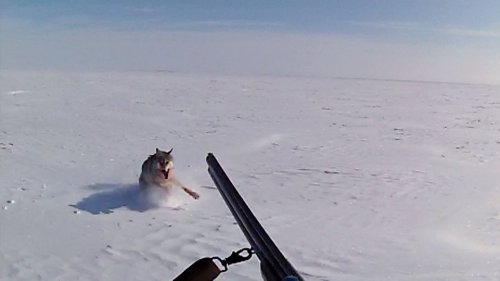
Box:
[155,148,160,154]
[167,148,173,154]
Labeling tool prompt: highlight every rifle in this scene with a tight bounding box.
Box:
[173,154,303,281]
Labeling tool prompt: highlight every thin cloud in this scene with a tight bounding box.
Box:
[125,7,158,13]
[437,27,500,38]
[348,20,500,39]
[169,20,285,30]
[346,20,421,31]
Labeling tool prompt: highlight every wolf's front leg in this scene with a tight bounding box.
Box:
[170,175,200,199]
[182,186,200,199]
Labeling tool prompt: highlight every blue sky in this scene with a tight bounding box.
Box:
[4,0,500,37]
[2,0,500,83]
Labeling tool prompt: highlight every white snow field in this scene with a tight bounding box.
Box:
[1,71,500,280]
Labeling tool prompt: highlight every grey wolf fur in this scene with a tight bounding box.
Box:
[139,148,199,199]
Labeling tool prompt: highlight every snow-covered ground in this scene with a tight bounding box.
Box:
[1,71,500,280]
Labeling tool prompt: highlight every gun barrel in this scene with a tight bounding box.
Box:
[207,153,303,281]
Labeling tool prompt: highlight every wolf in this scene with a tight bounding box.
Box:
[139,148,199,199]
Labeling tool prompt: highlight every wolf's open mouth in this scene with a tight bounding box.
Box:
[161,169,170,179]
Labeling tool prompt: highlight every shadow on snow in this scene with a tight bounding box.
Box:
[70,183,153,214]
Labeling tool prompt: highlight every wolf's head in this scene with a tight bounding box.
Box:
[154,148,174,178]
